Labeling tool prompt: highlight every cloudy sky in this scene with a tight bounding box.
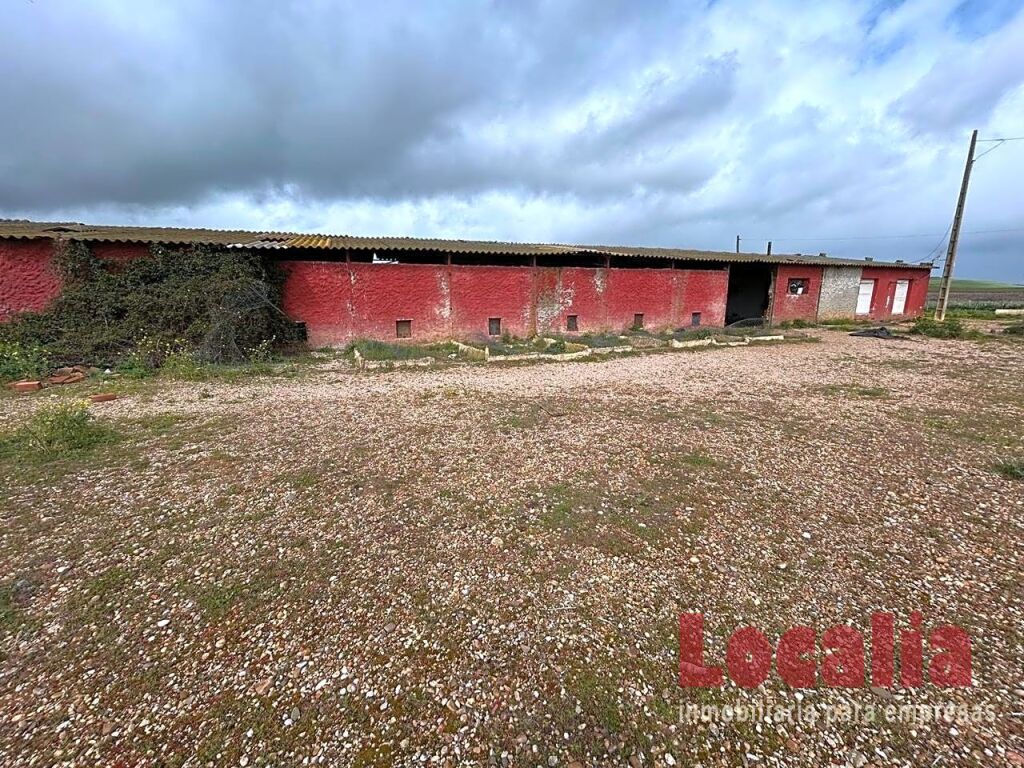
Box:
[2,0,1023,280]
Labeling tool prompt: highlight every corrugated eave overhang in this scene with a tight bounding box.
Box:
[0,220,934,270]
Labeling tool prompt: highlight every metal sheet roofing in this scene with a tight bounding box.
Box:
[0,219,932,270]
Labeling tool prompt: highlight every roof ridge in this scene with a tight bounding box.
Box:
[0,218,933,269]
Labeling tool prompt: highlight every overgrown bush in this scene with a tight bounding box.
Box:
[0,241,297,371]
[909,317,970,339]
[0,340,48,382]
[0,400,118,459]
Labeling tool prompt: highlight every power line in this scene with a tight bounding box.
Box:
[961,226,1024,235]
[976,136,1024,142]
[921,222,953,265]
[973,142,1007,163]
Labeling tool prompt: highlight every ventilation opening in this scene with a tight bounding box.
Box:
[725,264,773,325]
[566,315,579,332]
[632,313,644,330]
[787,278,809,295]
[691,312,701,327]
[396,319,412,338]
[488,317,501,336]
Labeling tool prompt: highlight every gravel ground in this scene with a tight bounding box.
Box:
[0,332,1021,767]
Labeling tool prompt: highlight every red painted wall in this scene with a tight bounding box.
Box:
[861,266,930,320]
[534,267,605,334]
[679,270,728,327]
[557,268,610,331]
[0,237,930,345]
[604,269,676,330]
[771,265,823,323]
[349,263,452,342]
[0,239,151,321]
[279,262,354,347]
[279,261,733,345]
[0,239,62,319]
[449,266,534,339]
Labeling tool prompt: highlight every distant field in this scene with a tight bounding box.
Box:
[926,277,1024,308]
[927,277,1024,293]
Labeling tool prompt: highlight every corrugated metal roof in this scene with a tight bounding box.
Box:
[0,219,932,270]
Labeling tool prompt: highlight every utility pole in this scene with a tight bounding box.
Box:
[736,235,741,253]
[935,129,978,321]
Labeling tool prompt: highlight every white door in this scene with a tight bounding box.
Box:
[856,280,874,315]
[892,280,909,314]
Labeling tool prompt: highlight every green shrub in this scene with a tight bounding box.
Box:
[909,317,970,339]
[0,241,296,369]
[0,340,48,382]
[0,400,118,460]
[1004,323,1024,336]
[159,351,207,380]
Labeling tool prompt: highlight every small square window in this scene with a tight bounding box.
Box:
[566,315,579,332]
[633,313,644,329]
[788,278,809,295]
[488,317,501,336]
[395,319,412,338]
[691,312,701,327]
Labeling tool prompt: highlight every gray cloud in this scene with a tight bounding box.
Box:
[1,0,1022,280]
[891,8,1024,134]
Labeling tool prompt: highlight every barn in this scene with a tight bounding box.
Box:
[0,221,932,346]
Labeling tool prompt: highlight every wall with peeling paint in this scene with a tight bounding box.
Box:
[0,238,930,346]
[280,261,731,345]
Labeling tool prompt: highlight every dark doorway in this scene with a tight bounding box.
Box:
[725,264,773,324]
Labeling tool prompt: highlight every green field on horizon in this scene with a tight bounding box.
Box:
[927,277,1024,292]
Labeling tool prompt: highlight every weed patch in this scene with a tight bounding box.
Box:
[349,340,460,361]
[668,452,717,469]
[0,400,120,461]
[275,468,319,490]
[0,577,38,635]
[995,461,1024,481]
[819,384,888,398]
[0,340,48,382]
[909,317,978,339]
[577,332,627,348]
